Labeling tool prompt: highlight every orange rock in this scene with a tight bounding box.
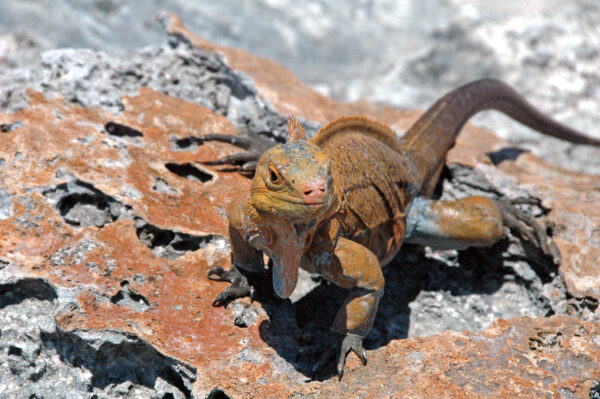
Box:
[1,13,599,398]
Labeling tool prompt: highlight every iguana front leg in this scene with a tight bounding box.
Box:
[307,236,385,379]
[208,194,266,305]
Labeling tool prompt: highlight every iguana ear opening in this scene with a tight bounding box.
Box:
[287,115,307,143]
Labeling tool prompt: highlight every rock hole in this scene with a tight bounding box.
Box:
[171,136,204,152]
[44,179,132,227]
[8,346,23,356]
[135,221,175,248]
[110,281,151,312]
[207,389,230,399]
[104,121,143,137]
[165,163,213,182]
[528,331,563,351]
[486,147,528,166]
[232,302,259,328]
[0,121,24,132]
[134,217,225,259]
[57,193,115,227]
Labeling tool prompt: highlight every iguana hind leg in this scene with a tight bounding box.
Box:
[200,129,277,171]
[404,196,558,261]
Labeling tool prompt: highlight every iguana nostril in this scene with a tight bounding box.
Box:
[302,181,327,204]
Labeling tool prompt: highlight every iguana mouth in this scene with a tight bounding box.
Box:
[251,189,329,208]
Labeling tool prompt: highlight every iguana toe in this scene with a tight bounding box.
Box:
[337,334,367,380]
[208,265,255,307]
[299,331,367,381]
[497,199,561,263]
[200,129,277,172]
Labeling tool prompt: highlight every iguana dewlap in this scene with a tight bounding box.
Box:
[207,78,600,379]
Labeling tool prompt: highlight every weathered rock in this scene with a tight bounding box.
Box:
[0,14,599,399]
[157,11,420,129]
[3,1,600,176]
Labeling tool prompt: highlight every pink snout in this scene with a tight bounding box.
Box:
[302,181,327,205]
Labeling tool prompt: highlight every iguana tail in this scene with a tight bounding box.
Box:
[399,78,600,191]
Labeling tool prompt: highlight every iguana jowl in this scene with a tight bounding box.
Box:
[205,78,600,379]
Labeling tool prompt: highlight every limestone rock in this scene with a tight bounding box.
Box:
[0,14,599,399]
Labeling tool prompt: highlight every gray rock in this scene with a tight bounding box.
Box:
[0,187,13,220]
[0,274,196,399]
[0,44,288,142]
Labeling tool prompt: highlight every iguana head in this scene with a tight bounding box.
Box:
[250,118,338,220]
[250,117,340,298]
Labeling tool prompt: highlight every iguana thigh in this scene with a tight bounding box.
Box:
[404,196,505,250]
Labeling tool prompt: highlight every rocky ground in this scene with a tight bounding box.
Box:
[1,4,600,399]
[2,0,600,172]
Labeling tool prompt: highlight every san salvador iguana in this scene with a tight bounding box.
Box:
[204,78,600,379]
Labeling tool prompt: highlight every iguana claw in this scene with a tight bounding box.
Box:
[299,332,367,380]
[337,334,367,380]
[497,198,561,263]
[208,265,255,306]
[201,129,277,172]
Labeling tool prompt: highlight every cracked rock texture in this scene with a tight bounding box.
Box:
[1,13,599,399]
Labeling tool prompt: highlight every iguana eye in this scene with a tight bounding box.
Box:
[269,166,281,184]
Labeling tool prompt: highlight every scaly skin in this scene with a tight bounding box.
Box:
[206,78,600,379]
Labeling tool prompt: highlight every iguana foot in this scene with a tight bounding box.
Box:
[200,129,277,171]
[336,334,367,380]
[207,265,256,306]
[299,332,367,380]
[497,198,560,263]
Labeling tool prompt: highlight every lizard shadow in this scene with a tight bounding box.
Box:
[256,237,558,380]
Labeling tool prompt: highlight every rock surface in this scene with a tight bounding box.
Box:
[0,15,599,399]
[2,1,600,174]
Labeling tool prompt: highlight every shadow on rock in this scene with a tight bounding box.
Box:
[40,329,196,398]
[255,237,558,380]
[0,278,58,308]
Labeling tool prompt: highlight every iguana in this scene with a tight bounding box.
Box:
[204,78,600,379]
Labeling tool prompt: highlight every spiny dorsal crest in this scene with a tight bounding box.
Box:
[287,115,307,143]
